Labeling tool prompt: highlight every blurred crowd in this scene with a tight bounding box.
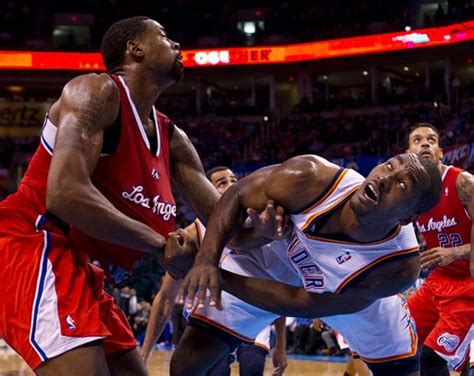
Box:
[1,91,473,202]
[1,0,474,50]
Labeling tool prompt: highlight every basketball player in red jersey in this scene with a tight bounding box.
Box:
[0,17,278,375]
[407,123,474,375]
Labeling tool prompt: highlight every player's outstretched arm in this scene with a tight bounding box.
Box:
[177,166,275,309]
[46,74,167,257]
[178,155,335,309]
[272,317,288,376]
[456,171,474,277]
[220,255,420,317]
[140,273,182,365]
[141,222,197,363]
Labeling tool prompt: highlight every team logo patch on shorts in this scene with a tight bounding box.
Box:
[336,252,351,264]
[66,315,76,330]
[437,333,460,352]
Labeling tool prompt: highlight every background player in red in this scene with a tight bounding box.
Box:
[407,123,474,375]
[0,16,276,376]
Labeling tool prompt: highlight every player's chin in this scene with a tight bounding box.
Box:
[170,64,184,82]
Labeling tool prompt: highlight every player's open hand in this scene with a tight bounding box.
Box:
[247,200,293,241]
[163,228,198,280]
[420,246,456,270]
[178,258,222,310]
[272,346,288,376]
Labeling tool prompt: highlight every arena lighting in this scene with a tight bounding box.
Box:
[0,21,473,70]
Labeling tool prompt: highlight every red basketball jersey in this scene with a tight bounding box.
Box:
[19,74,176,275]
[415,166,471,279]
[69,75,176,272]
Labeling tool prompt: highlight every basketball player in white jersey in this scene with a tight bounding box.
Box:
[140,166,288,375]
[172,153,442,376]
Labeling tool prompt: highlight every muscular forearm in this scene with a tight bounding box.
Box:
[196,185,248,265]
[142,278,182,358]
[47,181,166,256]
[142,297,175,355]
[451,243,471,260]
[170,125,220,226]
[220,270,372,318]
[173,172,220,227]
[273,317,287,350]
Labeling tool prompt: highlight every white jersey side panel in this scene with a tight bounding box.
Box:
[193,220,293,342]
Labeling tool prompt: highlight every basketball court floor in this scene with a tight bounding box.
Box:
[0,346,462,375]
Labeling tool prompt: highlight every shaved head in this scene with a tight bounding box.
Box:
[399,153,441,215]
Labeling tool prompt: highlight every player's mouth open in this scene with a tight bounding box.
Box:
[363,182,378,204]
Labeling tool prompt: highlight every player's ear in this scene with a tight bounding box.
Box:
[126,40,144,59]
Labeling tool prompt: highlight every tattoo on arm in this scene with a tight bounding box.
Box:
[457,172,474,213]
[55,75,119,153]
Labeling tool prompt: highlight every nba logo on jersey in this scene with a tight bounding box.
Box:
[336,252,351,264]
[65,315,76,330]
[437,333,460,352]
[151,169,160,181]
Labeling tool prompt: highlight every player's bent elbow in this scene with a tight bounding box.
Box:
[45,184,77,219]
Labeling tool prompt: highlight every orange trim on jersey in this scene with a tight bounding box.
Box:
[254,342,271,352]
[219,251,230,265]
[334,247,419,293]
[301,185,361,232]
[358,323,418,363]
[194,219,203,245]
[306,224,401,245]
[302,169,350,215]
[190,312,254,343]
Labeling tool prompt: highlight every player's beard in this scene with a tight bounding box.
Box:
[170,56,184,82]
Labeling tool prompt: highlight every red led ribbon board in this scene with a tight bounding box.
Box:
[0,21,473,70]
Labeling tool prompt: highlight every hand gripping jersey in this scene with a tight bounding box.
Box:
[27,74,176,276]
[415,166,470,279]
[193,219,282,350]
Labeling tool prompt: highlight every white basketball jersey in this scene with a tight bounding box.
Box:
[194,219,300,285]
[193,219,283,347]
[289,168,419,293]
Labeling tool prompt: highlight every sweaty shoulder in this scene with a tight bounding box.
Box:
[49,73,120,128]
[265,155,342,212]
[281,155,341,184]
